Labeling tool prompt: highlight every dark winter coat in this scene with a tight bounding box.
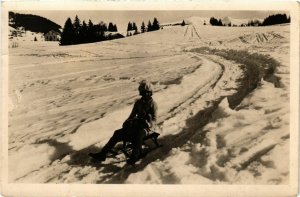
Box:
[126,96,158,129]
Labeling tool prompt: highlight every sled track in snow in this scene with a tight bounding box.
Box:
[97,55,242,183]
[37,54,245,184]
[184,26,189,37]
[192,25,201,40]
[15,54,230,183]
[184,25,201,40]
[102,52,277,183]
[12,51,274,184]
[161,59,224,124]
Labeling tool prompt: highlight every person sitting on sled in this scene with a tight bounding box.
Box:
[89,80,158,165]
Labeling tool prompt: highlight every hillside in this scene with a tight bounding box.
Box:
[8,16,290,185]
[9,11,61,34]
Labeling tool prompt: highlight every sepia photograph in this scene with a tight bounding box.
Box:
[1,1,299,196]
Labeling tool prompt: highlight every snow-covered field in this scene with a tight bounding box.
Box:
[8,17,290,184]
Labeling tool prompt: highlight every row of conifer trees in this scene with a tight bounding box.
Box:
[60,15,119,45]
[60,16,161,45]
[126,17,160,36]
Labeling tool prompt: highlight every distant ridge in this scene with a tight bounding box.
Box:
[9,11,61,34]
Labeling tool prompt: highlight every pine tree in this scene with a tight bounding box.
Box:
[132,22,137,31]
[141,21,145,33]
[113,24,118,32]
[60,17,75,45]
[73,15,81,29]
[94,22,106,41]
[181,20,186,26]
[73,15,80,26]
[218,19,223,26]
[34,36,37,41]
[79,20,88,43]
[87,19,95,42]
[210,17,214,25]
[127,22,133,31]
[147,20,152,32]
[73,15,81,43]
[103,23,108,31]
[108,22,114,32]
[210,17,217,26]
[152,17,160,30]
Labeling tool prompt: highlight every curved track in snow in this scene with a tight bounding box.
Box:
[8,23,290,184]
[93,54,242,183]
[11,52,243,183]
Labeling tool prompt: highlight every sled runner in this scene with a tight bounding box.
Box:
[120,131,162,158]
[89,131,162,162]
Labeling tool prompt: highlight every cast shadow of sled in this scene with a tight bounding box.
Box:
[38,138,124,174]
[105,100,220,184]
[40,99,220,184]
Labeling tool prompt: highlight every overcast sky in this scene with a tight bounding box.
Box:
[14,10,289,32]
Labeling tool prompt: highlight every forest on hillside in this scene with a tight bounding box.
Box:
[9,11,61,33]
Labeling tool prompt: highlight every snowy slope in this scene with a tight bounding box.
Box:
[222,16,254,26]
[9,26,48,49]
[187,16,260,26]
[186,16,210,26]
[9,27,45,42]
[8,18,290,184]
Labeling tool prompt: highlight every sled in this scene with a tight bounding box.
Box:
[119,131,162,158]
[89,131,162,162]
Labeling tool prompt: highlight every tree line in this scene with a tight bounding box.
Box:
[9,11,61,34]
[209,13,290,27]
[126,17,160,36]
[261,14,290,26]
[209,17,223,26]
[60,15,121,45]
[60,16,161,45]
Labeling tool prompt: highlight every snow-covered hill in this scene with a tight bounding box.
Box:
[186,16,210,26]
[9,26,48,49]
[222,16,251,26]
[186,16,261,26]
[8,17,290,184]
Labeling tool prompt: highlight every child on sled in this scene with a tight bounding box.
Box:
[89,80,158,165]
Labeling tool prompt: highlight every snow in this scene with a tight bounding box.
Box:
[8,26,57,49]
[9,29,45,42]
[8,17,290,184]
[222,16,254,26]
[186,17,210,26]
[186,16,257,27]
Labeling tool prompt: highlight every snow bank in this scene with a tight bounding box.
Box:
[128,77,289,184]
